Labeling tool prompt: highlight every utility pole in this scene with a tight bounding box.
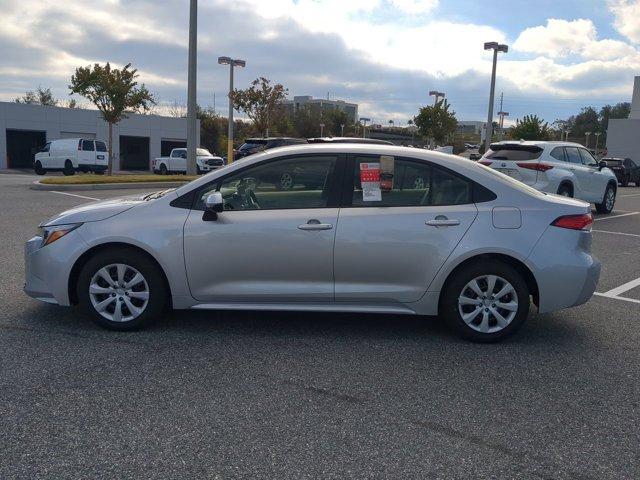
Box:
[585,131,591,148]
[320,123,325,137]
[186,0,198,175]
[340,124,345,136]
[497,93,508,140]
[484,42,508,151]
[594,132,601,155]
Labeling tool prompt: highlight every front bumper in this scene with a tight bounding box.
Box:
[24,229,88,306]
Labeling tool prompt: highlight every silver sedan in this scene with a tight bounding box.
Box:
[24,144,600,342]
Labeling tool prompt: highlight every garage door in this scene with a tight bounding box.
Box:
[119,136,150,171]
[6,129,47,169]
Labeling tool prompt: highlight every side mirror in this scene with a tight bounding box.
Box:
[204,192,224,212]
[599,160,607,170]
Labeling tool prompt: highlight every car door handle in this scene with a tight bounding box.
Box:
[298,220,333,231]
[425,219,460,227]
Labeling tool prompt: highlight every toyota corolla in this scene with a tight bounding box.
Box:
[25,144,600,342]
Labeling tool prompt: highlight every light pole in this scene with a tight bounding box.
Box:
[585,131,591,149]
[484,41,508,151]
[497,111,509,140]
[218,56,246,164]
[319,123,325,137]
[360,117,370,138]
[186,0,198,175]
[340,123,345,136]
[429,90,445,106]
[594,132,601,154]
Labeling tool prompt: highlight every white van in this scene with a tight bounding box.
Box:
[34,138,109,175]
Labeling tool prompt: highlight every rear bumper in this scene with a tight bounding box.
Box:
[528,227,601,313]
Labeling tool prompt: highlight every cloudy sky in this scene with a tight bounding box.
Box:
[1,0,640,125]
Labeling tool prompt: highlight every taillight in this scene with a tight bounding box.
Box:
[552,213,593,231]
[479,160,492,166]
[517,162,553,172]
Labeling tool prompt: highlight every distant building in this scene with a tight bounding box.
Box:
[0,101,197,171]
[456,121,484,135]
[607,76,640,161]
[281,95,359,123]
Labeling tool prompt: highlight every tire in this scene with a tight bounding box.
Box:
[441,260,530,343]
[34,161,45,175]
[63,160,75,176]
[159,163,168,175]
[557,183,573,197]
[278,172,294,190]
[77,248,168,331]
[595,184,616,214]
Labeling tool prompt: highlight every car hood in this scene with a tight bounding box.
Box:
[41,194,147,227]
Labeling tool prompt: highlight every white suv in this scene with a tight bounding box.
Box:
[480,141,618,213]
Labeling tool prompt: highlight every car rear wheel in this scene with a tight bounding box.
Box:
[596,184,616,214]
[34,161,45,175]
[77,249,167,331]
[159,163,168,175]
[441,260,530,342]
[557,183,573,197]
[63,160,75,176]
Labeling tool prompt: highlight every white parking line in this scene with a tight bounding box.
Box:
[593,212,640,222]
[602,277,640,297]
[619,193,640,198]
[593,229,640,238]
[594,293,640,305]
[50,191,100,201]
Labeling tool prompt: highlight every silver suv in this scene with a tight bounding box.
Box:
[480,141,618,213]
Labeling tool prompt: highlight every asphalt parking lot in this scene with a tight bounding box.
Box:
[1,173,639,479]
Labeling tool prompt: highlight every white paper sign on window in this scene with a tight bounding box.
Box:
[359,162,381,201]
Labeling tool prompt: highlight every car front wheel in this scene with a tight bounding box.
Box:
[441,260,530,342]
[34,161,45,175]
[77,248,167,330]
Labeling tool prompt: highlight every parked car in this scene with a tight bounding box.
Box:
[602,157,640,187]
[25,144,600,343]
[153,148,224,175]
[469,153,481,161]
[307,137,394,145]
[34,138,108,176]
[235,137,307,160]
[480,141,618,213]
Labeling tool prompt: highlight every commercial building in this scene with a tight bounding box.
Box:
[281,95,359,123]
[456,121,484,135]
[606,76,640,161]
[0,101,198,171]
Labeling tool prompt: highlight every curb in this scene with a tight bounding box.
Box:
[30,180,189,191]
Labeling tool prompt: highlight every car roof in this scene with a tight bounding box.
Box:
[245,137,306,142]
[307,137,394,145]
[490,140,585,148]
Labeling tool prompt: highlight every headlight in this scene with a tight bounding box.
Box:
[38,223,82,248]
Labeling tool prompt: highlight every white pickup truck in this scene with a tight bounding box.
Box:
[153,148,224,174]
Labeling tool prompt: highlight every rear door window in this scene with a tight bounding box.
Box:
[95,141,107,152]
[565,147,582,164]
[82,140,94,151]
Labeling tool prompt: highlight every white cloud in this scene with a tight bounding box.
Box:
[389,0,439,14]
[608,0,640,43]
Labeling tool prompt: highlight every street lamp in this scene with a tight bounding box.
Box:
[360,117,370,138]
[218,56,246,164]
[484,41,508,151]
[319,123,325,137]
[497,111,509,140]
[585,131,592,149]
[340,123,345,136]
[429,90,445,106]
[594,132,601,154]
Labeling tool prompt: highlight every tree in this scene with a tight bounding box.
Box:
[291,104,322,138]
[570,106,599,139]
[69,63,155,175]
[15,86,58,106]
[599,102,630,136]
[230,77,288,137]
[510,114,551,140]
[413,99,457,145]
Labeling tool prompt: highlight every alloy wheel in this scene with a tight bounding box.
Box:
[605,188,615,211]
[89,263,150,322]
[458,275,518,334]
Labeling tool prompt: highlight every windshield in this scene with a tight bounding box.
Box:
[196,148,212,156]
[143,188,176,201]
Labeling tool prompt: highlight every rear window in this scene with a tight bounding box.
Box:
[196,148,211,156]
[95,141,107,152]
[485,145,542,161]
[82,140,94,151]
[603,159,622,166]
